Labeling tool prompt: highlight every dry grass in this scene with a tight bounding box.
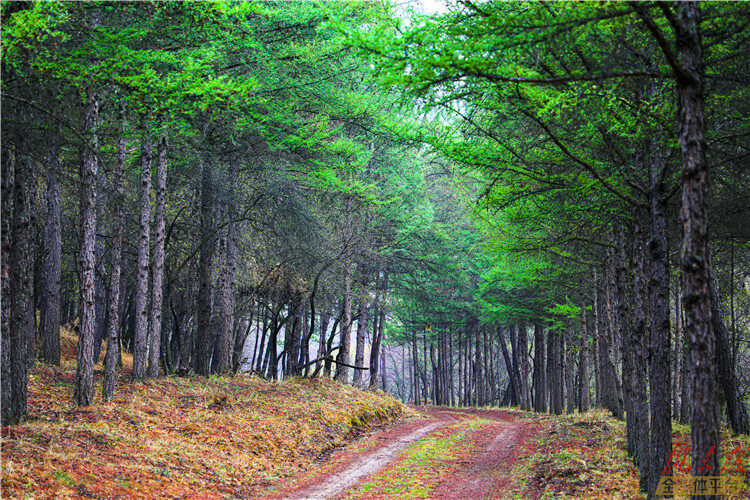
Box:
[1,327,405,499]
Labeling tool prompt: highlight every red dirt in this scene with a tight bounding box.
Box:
[275,406,542,499]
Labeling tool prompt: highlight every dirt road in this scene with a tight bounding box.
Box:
[279,407,536,499]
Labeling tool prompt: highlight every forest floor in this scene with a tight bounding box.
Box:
[274,407,645,499]
[0,327,405,499]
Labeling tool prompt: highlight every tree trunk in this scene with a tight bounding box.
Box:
[550,330,563,415]
[147,136,167,378]
[334,261,353,383]
[517,321,530,411]
[316,305,331,375]
[369,293,381,388]
[194,153,214,376]
[578,306,590,413]
[103,119,127,401]
[630,220,650,491]
[498,326,519,406]
[352,298,369,386]
[216,166,237,376]
[75,92,99,406]
[647,171,672,497]
[132,136,152,380]
[565,327,576,413]
[533,322,547,412]
[676,2,719,490]
[1,146,13,424]
[7,150,36,419]
[39,149,62,366]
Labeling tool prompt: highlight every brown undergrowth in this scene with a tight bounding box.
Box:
[515,410,643,499]
[0,328,405,499]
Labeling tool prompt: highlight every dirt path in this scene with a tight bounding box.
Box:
[280,407,535,499]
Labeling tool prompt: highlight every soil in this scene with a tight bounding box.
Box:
[274,406,537,500]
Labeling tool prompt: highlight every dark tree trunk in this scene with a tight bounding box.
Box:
[647,171,672,497]
[533,323,547,412]
[578,306,590,413]
[498,326,519,406]
[132,136,152,380]
[39,149,62,366]
[75,92,99,406]
[629,220,650,492]
[334,262,353,383]
[316,305,330,375]
[601,261,624,419]
[103,119,127,401]
[7,150,36,420]
[1,146,13,424]
[194,154,214,376]
[550,330,563,415]
[564,327,576,413]
[147,136,168,378]
[216,166,237,376]
[369,293,381,388]
[676,2,719,490]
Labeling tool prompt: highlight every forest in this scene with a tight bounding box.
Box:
[1,1,749,498]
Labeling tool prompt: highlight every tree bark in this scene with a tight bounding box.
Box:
[648,169,672,497]
[1,146,13,424]
[146,136,167,377]
[564,326,576,413]
[533,322,547,412]
[578,306,590,412]
[194,153,214,376]
[517,321,530,411]
[75,92,99,406]
[334,261,353,383]
[132,136,152,380]
[216,166,237,376]
[676,3,719,491]
[39,148,62,365]
[352,298,369,386]
[103,118,127,401]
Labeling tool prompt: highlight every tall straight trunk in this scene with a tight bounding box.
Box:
[1,147,13,424]
[709,268,750,434]
[616,225,635,458]
[675,3,719,489]
[132,136,152,380]
[39,149,62,365]
[647,174,672,497]
[194,154,214,376]
[430,344,438,404]
[679,279,690,424]
[593,271,602,407]
[601,261,624,419]
[369,294,381,388]
[147,136,168,378]
[475,327,483,406]
[75,92,99,406]
[216,167,237,376]
[7,150,36,420]
[287,296,302,376]
[379,346,386,391]
[324,301,344,378]
[316,305,331,375]
[103,119,127,401]
[550,330,563,415]
[1,146,12,425]
[578,306,590,412]
[353,299,369,386]
[412,330,420,403]
[629,221,650,491]
[565,327,576,413]
[517,321,530,411]
[672,285,681,419]
[533,323,547,412]
[334,262,353,383]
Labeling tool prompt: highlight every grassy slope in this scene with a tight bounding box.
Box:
[0,328,405,499]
